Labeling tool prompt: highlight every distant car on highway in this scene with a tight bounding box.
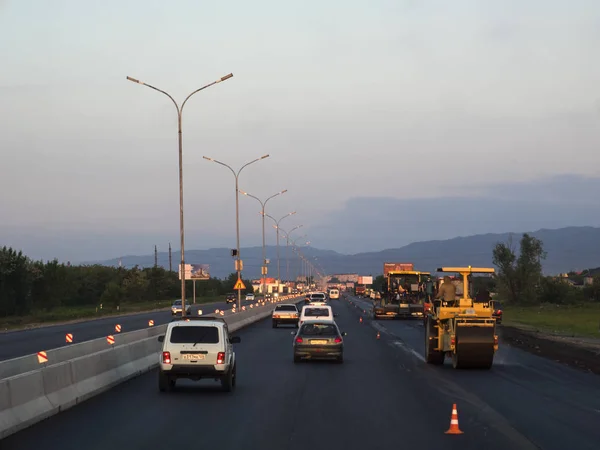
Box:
[329,289,340,300]
[272,304,299,328]
[245,293,255,302]
[225,293,236,304]
[299,305,334,325]
[308,292,327,305]
[157,317,240,392]
[292,320,346,363]
[171,299,191,316]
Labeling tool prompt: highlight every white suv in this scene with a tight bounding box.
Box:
[157,317,240,392]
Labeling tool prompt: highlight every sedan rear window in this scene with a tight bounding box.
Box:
[170,326,219,344]
[276,305,297,311]
[304,308,330,317]
[301,323,337,335]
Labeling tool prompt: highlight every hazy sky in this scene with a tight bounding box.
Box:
[2,0,600,261]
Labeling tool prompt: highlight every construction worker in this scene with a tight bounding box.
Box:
[435,276,457,307]
[425,278,434,301]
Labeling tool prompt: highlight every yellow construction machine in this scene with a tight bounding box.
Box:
[425,267,498,369]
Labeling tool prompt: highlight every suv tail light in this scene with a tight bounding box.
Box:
[295,337,303,343]
[217,352,225,364]
[334,336,342,343]
[162,351,171,364]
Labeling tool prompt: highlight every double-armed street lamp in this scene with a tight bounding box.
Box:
[279,225,304,285]
[239,189,287,298]
[292,237,310,289]
[126,73,233,317]
[264,212,296,291]
[203,155,270,309]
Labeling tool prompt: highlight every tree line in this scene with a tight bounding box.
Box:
[0,246,253,318]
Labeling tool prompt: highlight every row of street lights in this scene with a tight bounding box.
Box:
[126,72,314,311]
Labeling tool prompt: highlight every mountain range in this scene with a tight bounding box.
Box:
[86,226,600,279]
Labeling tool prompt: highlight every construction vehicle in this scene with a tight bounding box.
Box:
[374,262,431,319]
[425,267,498,369]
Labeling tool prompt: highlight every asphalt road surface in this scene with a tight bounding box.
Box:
[5,297,599,449]
[349,295,600,450]
[0,299,235,361]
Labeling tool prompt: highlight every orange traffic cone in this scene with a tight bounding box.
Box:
[359,317,363,323]
[445,403,464,435]
[376,331,380,339]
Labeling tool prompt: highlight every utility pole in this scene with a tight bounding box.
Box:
[154,245,158,268]
[168,243,172,272]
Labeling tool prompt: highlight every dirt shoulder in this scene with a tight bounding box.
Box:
[499,324,600,375]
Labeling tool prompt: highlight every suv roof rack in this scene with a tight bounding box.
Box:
[170,316,226,323]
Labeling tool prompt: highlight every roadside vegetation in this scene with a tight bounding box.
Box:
[0,246,253,329]
[491,233,600,337]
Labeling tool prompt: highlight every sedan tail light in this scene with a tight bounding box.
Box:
[496,309,503,315]
[295,337,303,343]
[162,351,171,364]
[217,352,225,364]
[334,336,342,343]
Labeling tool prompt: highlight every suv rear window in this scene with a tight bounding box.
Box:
[301,323,337,335]
[304,308,330,317]
[276,305,297,311]
[170,326,219,344]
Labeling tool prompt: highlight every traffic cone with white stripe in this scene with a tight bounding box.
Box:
[445,403,463,435]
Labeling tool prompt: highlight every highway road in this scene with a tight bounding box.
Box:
[349,295,600,450]
[0,299,235,361]
[5,296,599,449]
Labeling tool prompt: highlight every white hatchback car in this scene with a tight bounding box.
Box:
[245,293,255,301]
[308,292,328,306]
[299,305,334,326]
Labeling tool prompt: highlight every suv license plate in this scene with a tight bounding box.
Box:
[182,354,205,360]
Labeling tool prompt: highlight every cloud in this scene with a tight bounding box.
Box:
[308,174,600,253]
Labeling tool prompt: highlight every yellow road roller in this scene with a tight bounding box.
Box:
[425,267,498,369]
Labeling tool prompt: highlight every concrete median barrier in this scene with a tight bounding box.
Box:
[0,296,302,440]
[0,325,166,380]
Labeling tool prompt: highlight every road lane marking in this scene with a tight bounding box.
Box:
[391,340,426,362]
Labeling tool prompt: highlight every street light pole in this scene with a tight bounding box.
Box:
[203,155,270,310]
[265,212,296,292]
[239,189,287,299]
[126,73,233,318]
[279,225,303,285]
[291,235,307,284]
